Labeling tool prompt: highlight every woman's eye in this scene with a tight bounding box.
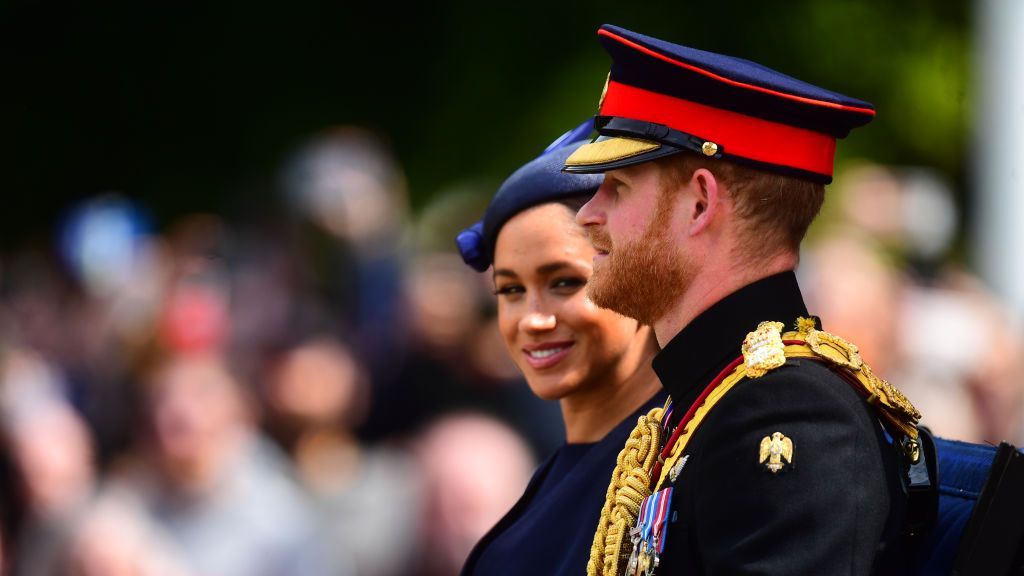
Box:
[551,277,586,293]
[494,284,525,297]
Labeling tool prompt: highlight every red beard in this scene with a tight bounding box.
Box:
[585,190,691,326]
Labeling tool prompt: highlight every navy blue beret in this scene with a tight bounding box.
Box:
[456,119,604,272]
[564,25,876,183]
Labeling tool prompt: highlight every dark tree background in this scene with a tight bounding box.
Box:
[3,0,970,247]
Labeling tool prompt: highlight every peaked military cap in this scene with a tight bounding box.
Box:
[456,118,603,272]
[563,25,876,183]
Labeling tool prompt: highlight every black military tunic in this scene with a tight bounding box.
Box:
[653,271,905,575]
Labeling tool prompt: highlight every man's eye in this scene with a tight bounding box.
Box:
[606,178,626,197]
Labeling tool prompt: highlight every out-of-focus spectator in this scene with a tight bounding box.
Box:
[282,127,408,253]
[803,233,983,441]
[266,336,422,576]
[896,272,1024,444]
[115,351,330,576]
[802,233,902,376]
[414,414,534,576]
[1,349,94,576]
[54,196,168,464]
[832,165,958,266]
[280,127,410,403]
[803,164,1024,445]
[62,489,188,576]
[1,348,186,576]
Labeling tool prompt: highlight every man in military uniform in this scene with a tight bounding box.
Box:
[562,25,923,575]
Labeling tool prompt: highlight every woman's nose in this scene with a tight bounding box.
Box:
[520,310,556,333]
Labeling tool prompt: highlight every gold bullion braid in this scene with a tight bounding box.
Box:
[587,406,664,576]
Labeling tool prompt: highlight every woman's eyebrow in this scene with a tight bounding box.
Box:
[536,261,576,276]
[493,260,581,281]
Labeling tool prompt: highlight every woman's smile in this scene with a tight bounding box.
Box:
[522,341,575,369]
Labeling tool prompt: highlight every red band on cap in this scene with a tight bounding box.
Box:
[601,81,837,177]
[598,28,876,117]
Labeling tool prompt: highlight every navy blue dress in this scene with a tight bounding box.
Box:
[461,392,667,575]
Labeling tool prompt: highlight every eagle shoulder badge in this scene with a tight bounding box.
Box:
[759,432,793,474]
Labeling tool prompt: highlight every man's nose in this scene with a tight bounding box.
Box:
[576,179,610,228]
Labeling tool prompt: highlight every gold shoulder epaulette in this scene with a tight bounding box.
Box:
[739,317,920,442]
[783,317,921,445]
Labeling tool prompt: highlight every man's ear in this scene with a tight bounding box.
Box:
[685,168,723,236]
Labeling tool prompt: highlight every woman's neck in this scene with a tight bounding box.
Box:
[559,337,662,444]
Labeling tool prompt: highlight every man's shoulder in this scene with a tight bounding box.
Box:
[721,356,875,419]
[688,355,897,485]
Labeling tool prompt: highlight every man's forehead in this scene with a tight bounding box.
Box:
[603,162,661,186]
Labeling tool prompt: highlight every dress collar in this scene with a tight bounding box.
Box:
[652,271,809,405]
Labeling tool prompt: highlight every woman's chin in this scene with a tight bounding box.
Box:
[524,373,582,401]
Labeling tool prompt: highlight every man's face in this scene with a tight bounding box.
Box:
[576,163,691,326]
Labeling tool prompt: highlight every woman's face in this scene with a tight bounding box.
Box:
[493,202,646,401]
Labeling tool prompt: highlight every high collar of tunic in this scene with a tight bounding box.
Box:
[652,271,809,411]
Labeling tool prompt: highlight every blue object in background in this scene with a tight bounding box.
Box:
[58,194,151,297]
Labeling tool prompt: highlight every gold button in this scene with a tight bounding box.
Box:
[702,141,719,156]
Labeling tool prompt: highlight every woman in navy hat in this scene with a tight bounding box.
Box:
[455,119,665,575]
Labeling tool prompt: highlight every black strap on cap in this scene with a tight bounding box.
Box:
[596,116,725,159]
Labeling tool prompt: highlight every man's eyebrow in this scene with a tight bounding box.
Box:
[608,169,632,184]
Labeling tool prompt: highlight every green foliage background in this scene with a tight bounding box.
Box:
[3,0,970,246]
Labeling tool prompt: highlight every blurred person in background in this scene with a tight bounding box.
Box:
[803,164,1024,446]
[453,120,664,575]
[413,414,535,576]
[280,127,411,441]
[11,194,169,466]
[1,348,184,576]
[61,490,188,576]
[112,274,331,576]
[1,349,95,576]
[265,336,422,576]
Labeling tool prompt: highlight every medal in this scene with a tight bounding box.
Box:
[627,487,674,576]
[637,544,651,575]
[626,494,654,576]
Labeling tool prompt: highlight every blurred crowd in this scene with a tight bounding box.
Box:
[1,127,1023,576]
